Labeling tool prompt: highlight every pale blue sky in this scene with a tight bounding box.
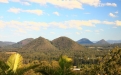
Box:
[0,0,121,42]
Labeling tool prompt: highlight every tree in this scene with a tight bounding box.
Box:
[0,53,38,75]
[34,55,75,75]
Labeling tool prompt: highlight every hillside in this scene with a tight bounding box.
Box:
[5,38,34,48]
[17,38,34,46]
[95,39,109,45]
[0,41,15,47]
[21,37,57,51]
[51,36,85,50]
[77,38,93,44]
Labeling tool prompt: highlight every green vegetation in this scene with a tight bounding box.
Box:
[52,36,85,50]
[0,47,121,75]
[0,36,121,75]
[21,37,57,51]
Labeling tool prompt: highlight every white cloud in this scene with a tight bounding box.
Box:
[0,20,101,33]
[1,20,121,34]
[10,0,30,5]
[8,8,21,14]
[14,28,27,34]
[0,16,3,19]
[29,0,46,5]
[0,0,8,3]
[23,9,43,15]
[85,30,92,32]
[79,0,101,7]
[29,0,83,9]
[53,12,60,16]
[21,2,30,5]
[49,22,67,29]
[115,11,118,14]
[76,32,81,35]
[8,8,43,15]
[46,0,83,9]
[100,3,117,7]
[3,0,116,9]
[112,27,117,28]
[50,32,55,34]
[109,13,116,17]
[67,20,100,27]
[115,20,121,26]
[107,3,117,7]
[27,0,117,9]
[49,20,100,30]
[0,20,6,28]
[10,0,20,2]
[100,29,104,31]
[5,20,49,32]
[95,30,100,33]
[0,35,7,39]
[103,21,115,25]
[102,20,121,26]
[95,29,104,33]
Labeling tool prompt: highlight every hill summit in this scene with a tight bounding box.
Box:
[21,37,57,51]
[51,36,85,50]
[96,39,109,45]
[77,38,93,44]
[5,38,34,48]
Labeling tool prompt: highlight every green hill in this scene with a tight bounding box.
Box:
[4,38,34,48]
[51,36,85,50]
[21,37,57,51]
[95,39,109,45]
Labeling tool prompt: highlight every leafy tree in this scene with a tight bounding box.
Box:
[34,55,75,75]
[88,47,121,75]
[0,60,9,75]
[0,53,38,75]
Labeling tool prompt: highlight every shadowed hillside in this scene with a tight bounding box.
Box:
[96,39,109,45]
[21,37,58,51]
[77,38,93,45]
[51,36,85,50]
[5,38,34,48]
[0,41,15,47]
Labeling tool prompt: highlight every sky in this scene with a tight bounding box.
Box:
[0,0,121,42]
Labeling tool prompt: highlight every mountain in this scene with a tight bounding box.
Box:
[51,36,85,50]
[107,40,121,44]
[21,37,57,51]
[5,38,34,48]
[17,38,34,46]
[77,38,93,44]
[0,41,15,47]
[95,39,109,45]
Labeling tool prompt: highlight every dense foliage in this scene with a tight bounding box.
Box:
[0,47,121,75]
[0,36,121,75]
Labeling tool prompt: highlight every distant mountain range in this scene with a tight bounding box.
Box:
[20,36,85,51]
[1,36,86,51]
[107,40,121,44]
[0,41,15,47]
[77,38,121,45]
[0,37,121,49]
[4,38,34,48]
